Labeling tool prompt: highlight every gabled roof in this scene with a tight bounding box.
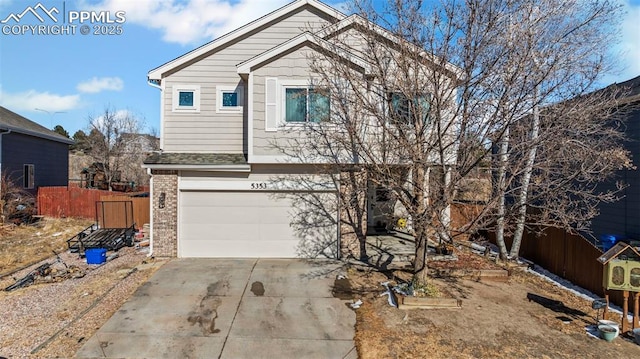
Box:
[597,242,640,265]
[237,32,371,75]
[315,14,463,81]
[147,0,345,81]
[0,106,74,144]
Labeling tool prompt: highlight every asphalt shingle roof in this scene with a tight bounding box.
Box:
[0,106,74,144]
[143,152,247,165]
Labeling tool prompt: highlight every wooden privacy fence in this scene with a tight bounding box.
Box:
[37,186,150,229]
[488,228,628,308]
[100,196,150,228]
[38,186,112,219]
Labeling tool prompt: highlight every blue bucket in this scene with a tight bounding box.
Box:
[86,248,107,264]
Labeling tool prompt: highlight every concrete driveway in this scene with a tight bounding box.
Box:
[76,259,356,359]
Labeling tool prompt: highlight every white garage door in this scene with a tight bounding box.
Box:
[179,191,337,258]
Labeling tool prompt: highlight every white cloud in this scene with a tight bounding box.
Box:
[0,88,80,112]
[83,0,291,45]
[618,1,640,81]
[77,77,124,93]
[91,108,132,123]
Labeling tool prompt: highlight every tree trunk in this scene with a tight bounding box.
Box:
[414,222,429,285]
[347,171,367,261]
[413,165,429,286]
[437,166,452,244]
[495,127,510,260]
[510,94,540,259]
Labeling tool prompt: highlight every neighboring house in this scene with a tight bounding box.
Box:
[0,106,73,195]
[144,0,458,258]
[590,75,640,247]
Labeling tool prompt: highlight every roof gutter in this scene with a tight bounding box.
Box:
[141,164,251,172]
[147,79,162,90]
[1,125,72,144]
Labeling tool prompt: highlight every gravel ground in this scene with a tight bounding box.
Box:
[0,247,165,358]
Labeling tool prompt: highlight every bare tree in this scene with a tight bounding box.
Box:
[86,107,147,191]
[274,0,626,285]
[0,170,34,224]
[494,91,634,259]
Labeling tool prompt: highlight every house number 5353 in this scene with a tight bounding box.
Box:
[251,182,267,190]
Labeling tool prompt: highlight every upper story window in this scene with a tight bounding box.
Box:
[23,164,34,189]
[172,84,200,112]
[283,86,330,123]
[216,85,243,113]
[390,92,430,123]
[179,92,194,106]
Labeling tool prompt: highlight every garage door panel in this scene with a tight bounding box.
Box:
[181,240,298,258]
[182,208,259,225]
[182,211,294,226]
[182,224,261,241]
[181,192,293,207]
[179,191,337,258]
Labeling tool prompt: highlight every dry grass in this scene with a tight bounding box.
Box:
[0,217,163,358]
[352,248,640,359]
[0,246,164,358]
[0,217,93,274]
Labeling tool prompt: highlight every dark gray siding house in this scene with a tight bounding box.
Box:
[590,75,640,247]
[0,106,74,195]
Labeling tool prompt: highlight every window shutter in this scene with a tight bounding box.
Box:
[265,77,278,131]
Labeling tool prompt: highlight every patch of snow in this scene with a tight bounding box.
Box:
[525,262,635,321]
[585,324,601,339]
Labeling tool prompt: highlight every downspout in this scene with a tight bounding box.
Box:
[147,78,164,149]
[146,78,161,257]
[146,167,154,257]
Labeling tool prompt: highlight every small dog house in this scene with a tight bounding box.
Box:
[598,242,640,292]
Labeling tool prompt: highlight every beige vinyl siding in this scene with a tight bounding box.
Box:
[252,46,321,157]
[325,26,370,57]
[162,6,333,153]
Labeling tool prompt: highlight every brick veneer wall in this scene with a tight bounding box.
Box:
[152,170,178,257]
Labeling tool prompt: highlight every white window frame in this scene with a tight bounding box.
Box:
[280,80,330,125]
[216,85,244,113]
[23,164,34,189]
[172,84,200,112]
[388,91,431,124]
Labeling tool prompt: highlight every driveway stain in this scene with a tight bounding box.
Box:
[187,282,223,335]
[250,281,265,296]
[332,277,354,300]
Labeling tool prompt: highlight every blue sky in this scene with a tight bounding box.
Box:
[1,0,640,136]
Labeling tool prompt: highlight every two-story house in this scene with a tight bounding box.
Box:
[144,0,459,258]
